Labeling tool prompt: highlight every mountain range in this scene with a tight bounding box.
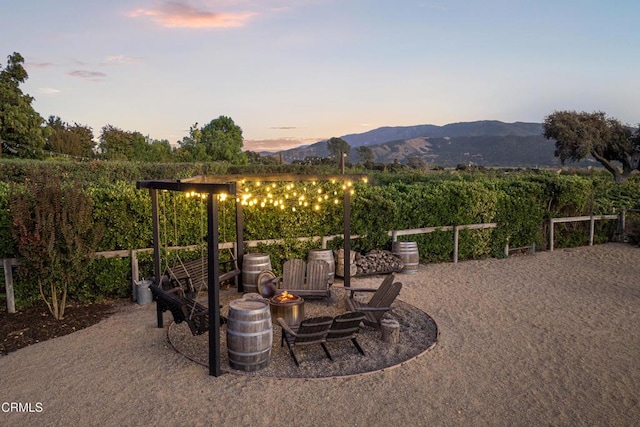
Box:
[270,120,575,168]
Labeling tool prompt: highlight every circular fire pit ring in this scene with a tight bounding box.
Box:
[167,286,438,379]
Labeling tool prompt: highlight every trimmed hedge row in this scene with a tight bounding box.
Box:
[1,160,638,307]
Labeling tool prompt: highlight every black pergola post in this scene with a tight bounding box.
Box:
[207,194,221,377]
[343,188,351,288]
[235,188,245,292]
[150,188,163,328]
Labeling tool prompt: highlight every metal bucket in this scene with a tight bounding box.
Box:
[135,280,153,305]
[242,253,272,293]
[226,299,272,371]
[392,241,419,274]
[308,249,335,284]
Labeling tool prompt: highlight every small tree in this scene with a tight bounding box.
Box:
[327,137,351,168]
[11,172,103,319]
[543,110,640,183]
[356,145,374,164]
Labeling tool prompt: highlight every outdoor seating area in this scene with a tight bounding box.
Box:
[166,275,439,378]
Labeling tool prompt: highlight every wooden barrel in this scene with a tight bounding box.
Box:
[308,249,335,284]
[226,299,272,371]
[392,241,419,274]
[242,253,272,293]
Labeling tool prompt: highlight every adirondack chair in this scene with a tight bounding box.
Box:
[345,274,402,328]
[277,316,334,366]
[270,259,331,299]
[324,311,366,357]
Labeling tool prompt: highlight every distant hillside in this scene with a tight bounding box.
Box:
[369,135,561,167]
[273,120,562,167]
[340,120,543,147]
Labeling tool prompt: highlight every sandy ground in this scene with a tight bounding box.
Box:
[1,243,639,426]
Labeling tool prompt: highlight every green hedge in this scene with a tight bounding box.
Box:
[2,160,638,308]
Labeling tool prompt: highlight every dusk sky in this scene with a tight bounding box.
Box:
[1,1,639,152]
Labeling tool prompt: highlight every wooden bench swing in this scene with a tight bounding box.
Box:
[151,191,240,336]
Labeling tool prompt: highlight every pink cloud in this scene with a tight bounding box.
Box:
[67,70,107,82]
[128,2,256,28]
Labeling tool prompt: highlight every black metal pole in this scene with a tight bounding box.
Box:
[343,188,351,288]
[235,184,245,293]
[150,189,163,328]
[208,194,221,377]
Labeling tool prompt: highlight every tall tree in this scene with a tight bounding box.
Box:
[176,117,246,163]
[200,116,247,163]
[46,116,95,159]
[0,52,48,158]
[543,110,639,183]
[327,137,351,165]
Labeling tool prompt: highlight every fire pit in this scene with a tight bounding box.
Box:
[269,291,305,326]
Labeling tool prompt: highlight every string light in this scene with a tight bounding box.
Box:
[213,177,367,212]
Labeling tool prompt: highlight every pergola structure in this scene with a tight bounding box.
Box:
[136,173,366,376]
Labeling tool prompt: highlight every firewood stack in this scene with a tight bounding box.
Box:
[355,250,404,275]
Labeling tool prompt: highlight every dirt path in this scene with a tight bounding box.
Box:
[1,243,639,426]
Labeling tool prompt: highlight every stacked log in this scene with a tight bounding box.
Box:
[355,250,404,275]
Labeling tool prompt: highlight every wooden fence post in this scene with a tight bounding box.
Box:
[589,215,595,246]
[3,258,15,313]
[453,226,459,264]
[549,217,555,251]
[131,250,139,302]
[619,209,626,242]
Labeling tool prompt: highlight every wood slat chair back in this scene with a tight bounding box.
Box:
[346,275,402,328]
[277,316,334,366]
[282,259,306,289]
[305,259,329,291]
[373,282,402,323]
[365,274,395,307]
[165,258,241,295]
[325,311,366,357]
[275,259,330,298]
[165,259,207,294]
